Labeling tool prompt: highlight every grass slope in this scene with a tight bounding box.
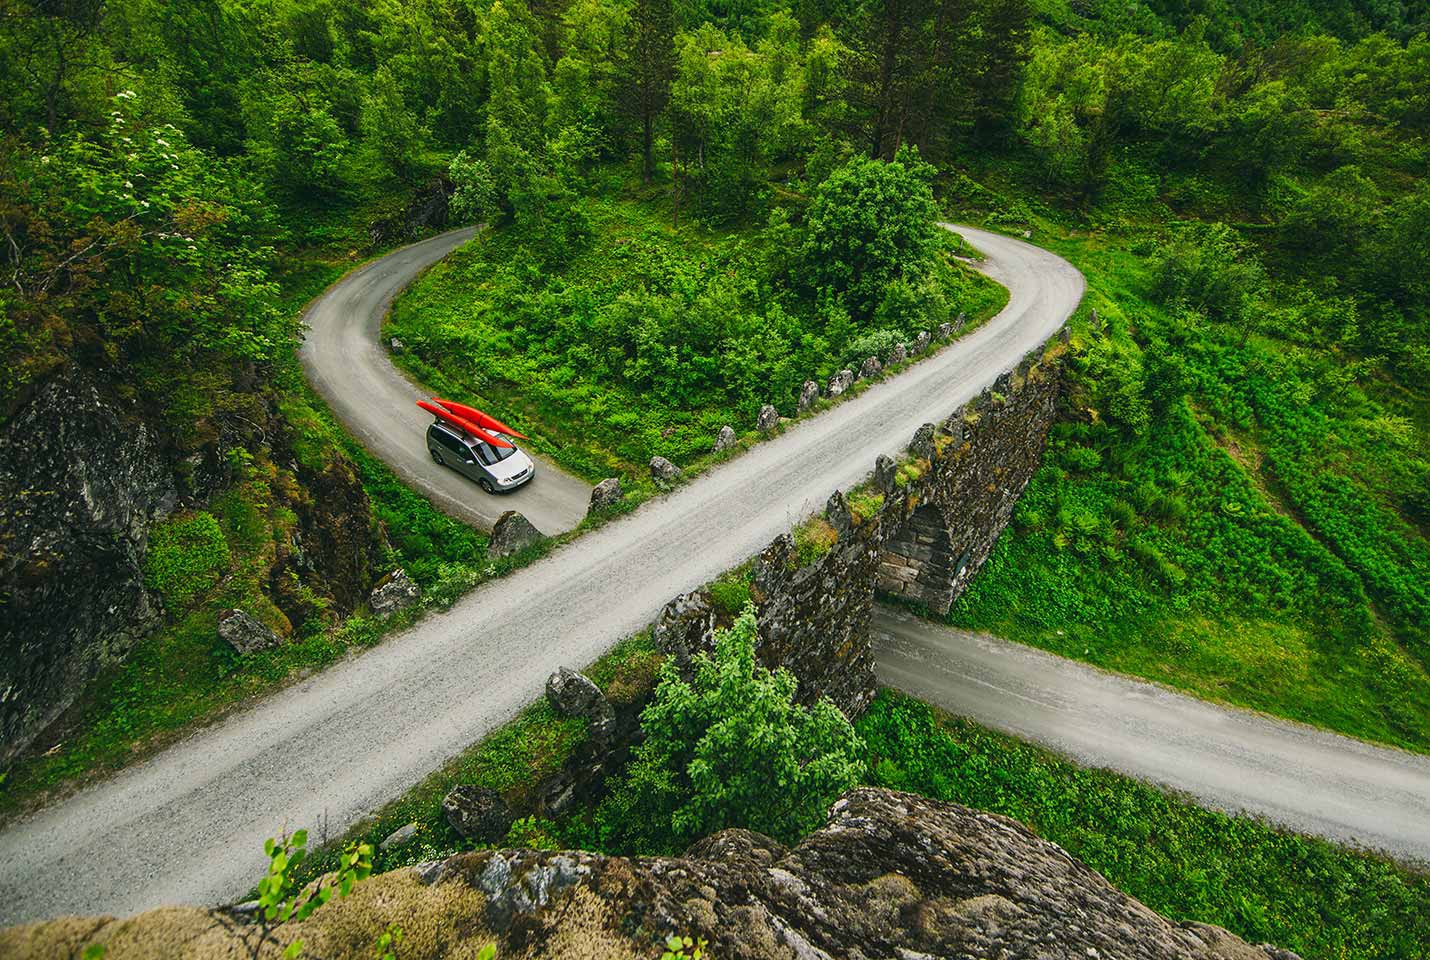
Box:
[862,691,1429,960]
[941,199,1430,751]
[385,193,1006,481]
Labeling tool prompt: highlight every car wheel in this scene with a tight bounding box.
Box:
[479,478,495,494]
[430,448,443,465]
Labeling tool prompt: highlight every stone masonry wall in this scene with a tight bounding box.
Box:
[876,355,1063,613]
[651,337,1068,720]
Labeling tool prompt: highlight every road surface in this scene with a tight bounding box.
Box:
[299,227,591,535]
[874,606,1430,863]
[0,226,1083,922]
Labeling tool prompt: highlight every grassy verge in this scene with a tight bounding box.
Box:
[290,632,662,886]
[861,690,1429,960]
[937,191,1430,750]
[385,193,1006,484]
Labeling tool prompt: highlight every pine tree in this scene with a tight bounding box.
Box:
[621,0,675,181]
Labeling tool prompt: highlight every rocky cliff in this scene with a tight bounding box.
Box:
[0,377,176,761]
[0,788,1297,960]
[0,372,382,763]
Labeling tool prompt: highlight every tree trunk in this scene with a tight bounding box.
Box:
[643,112,654,182]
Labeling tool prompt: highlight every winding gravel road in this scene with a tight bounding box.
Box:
[874,607,1430,863]
[0,226,1082,923]
[299,227,591,534]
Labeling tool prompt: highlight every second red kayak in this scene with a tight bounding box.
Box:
[434,399,528,440]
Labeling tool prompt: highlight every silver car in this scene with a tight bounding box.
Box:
[426,421,535,493]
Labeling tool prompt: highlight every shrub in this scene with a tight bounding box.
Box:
[143,512,232,612]
[596,605,865,853]
[799,148,941,320]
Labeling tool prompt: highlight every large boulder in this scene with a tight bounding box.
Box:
[884,342,908,367]
[369,569,421,615]
[649,456,681,485]
[545,667,616,745]
[442,785,512,843]
[217,609,283,656]
[937,321,953,340]
[859,355,882,379]
[713,425,737,453]
[489,510,542,558]
[912,330,931,354]
[588,477,623,511]
[651,587,718,671]
[11,788,1302,959]
[827,368,854,397]
[755,404,781,432]
[797,380,820,413]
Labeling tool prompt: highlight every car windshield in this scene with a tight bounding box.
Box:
[475,441,516,466]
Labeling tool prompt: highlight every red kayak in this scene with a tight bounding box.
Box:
[416,400,513,449]
[434,398,528,440]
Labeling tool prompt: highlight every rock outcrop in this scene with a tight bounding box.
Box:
[367,175,456,248]
[1,370,383,762]
[0,788,1299,960]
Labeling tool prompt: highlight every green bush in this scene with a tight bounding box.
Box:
[596,605,865,853]
[143,513,232,612]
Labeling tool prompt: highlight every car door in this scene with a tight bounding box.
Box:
[453,440,485,482]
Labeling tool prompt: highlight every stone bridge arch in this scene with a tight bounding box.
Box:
[877,501,967,615]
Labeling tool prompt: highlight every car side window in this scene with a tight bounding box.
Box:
[435,429,463,454]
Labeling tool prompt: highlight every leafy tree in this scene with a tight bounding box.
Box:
[361,65,429,181]
[797,147,940,320]
[1,91,289,430]
[620,0,676,181]
[670,21,806,221]
[1150,223,1268,326]
[597,605,865,853]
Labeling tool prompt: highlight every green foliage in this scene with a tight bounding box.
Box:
[373,923,404,960]
[951,233,1430,749]
[143,513,232,612]
[861,692,1430,960]
[791,515,838,567]
[596,605,864,853]
[662,935,708,960]
[255,829,373,959]
[388,195,1007,472]
[708,565,753,616]
[799,149,941,320]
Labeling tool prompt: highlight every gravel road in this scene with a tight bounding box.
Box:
[0,226,1081,922]
[875,606,1430,864]
[299,227,591,534]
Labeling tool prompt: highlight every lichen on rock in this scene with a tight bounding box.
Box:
[0,788,1301,960]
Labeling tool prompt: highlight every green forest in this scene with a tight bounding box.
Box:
[3,0,1430,954]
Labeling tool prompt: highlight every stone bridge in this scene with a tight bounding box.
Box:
[653,333,1068,718]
